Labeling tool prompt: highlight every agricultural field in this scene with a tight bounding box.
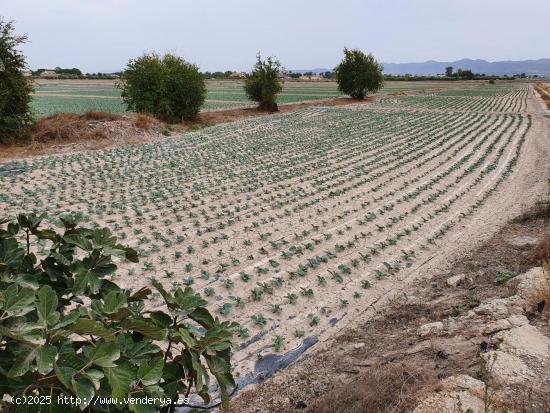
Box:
[378,86,529,111]
[1,83,545,384]
[30,79,343,117]
[30,79,454,117]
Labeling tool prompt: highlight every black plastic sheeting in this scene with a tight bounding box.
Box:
[177,336,318,412]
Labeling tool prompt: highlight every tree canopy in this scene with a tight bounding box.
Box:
[244,54,283,112]
[0,17,33,143]
[119,53,206,122]
[334,48,384,100]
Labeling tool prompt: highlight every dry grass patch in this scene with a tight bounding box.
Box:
[524,262,550,324]
[518,199,550,268]
[81,110,121,122]
[529,238,550,265]
[305,363,436,413]
[133,113,158,130]
[30,110,133,143]
[0,111,166,159]
[535,83,550,109]
[31,112,111,142]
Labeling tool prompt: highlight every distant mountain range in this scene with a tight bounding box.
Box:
[292,58,550,76]
[382,59,550,76]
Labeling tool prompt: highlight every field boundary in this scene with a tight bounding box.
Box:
[0,97,367,161]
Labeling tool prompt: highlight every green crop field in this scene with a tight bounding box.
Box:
[30,80,345,117]
[31,94,127,115]
[377,87,528,111]
[2,84,536,374]
[30,79,458,117]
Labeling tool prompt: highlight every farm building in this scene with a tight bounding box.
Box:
[229,71,247,78]
[39,70,60,78]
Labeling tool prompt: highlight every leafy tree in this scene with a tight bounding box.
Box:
[211,71,226,79]
[445,66,453,77]
[0,17,33,143]
[119,53,206,122]
[456,68,474,80]
[0,213,238,412]
[334,48,384,99]
[54,67,83,77]
[244,54,283,112]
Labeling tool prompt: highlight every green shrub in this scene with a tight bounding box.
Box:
[495,271,517,285]
[334,48,384,99]
[0,17,33,143]
[119,53,206,122]
[0,213,238,412]
[244,54,282,112]
[456,68,474,80]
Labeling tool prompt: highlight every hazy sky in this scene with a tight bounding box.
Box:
[3,0,550,73]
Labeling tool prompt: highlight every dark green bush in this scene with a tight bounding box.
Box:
[244,54,282,112]
[334,48,384,100]
[0,213,238,412]
[119,53,206,122]
[0,17,33,143]
[456,68,474,80]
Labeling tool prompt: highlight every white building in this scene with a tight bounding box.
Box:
[39,70,60,79]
